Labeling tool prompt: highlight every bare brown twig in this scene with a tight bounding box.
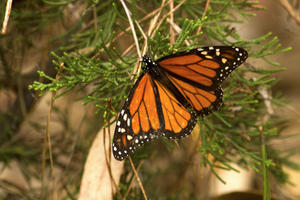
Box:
[123,161,144,200]
[42,62,64,200]
[103,125,123,198]
[279,0,300,25]
[120,0,142,59]
[1,0,13,34]
[151,0,186,39]
[128,157,148,200]
[169,0,175,45]
[196,0,210,34]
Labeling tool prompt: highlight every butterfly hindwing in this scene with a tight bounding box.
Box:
[154,80,197,139]
[166,73,224,116]
[157,46,247,116]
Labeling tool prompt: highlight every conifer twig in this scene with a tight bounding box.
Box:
[1,0,13,34]
[166,18,191,45]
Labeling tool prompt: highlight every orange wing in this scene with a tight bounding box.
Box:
[113,73,161,160]
[113,73,197,160]
[154,80,196,139]
[157,46,248,90]
[157,46,247,116]
[167,74,223,116]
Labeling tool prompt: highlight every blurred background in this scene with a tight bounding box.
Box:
[0,0,299,199]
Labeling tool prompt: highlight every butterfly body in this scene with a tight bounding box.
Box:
[113,46,248,160]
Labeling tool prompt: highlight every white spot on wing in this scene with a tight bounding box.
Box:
[127,135,133,140]
[127,118,130,126]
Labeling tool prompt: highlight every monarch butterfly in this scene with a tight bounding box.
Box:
[113,46,248,160]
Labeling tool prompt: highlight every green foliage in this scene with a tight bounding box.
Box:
[1,0,299,199]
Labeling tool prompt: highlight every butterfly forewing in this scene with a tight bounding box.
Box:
[113,73,162,160]
[113,72,197,160]
[157,46,248,90]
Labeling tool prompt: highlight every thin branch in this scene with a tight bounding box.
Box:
[196,0,210,34]
[42,62,64,200]
[111,1,170,47]
[169,0,175,44]
[279,0,300,25]
[128,157,148,200]
[103,126,123,198]
[120,0,142,59]
[258,86,274,116]
[93,7,98,33]
[135,20,147,43]
[148,0,166,38]
[133,0,167,76]
[1,0,13,34]
[123,161,144,200]
[151,0,186,38]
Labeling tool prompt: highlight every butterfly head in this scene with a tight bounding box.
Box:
[141,55,155,71]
